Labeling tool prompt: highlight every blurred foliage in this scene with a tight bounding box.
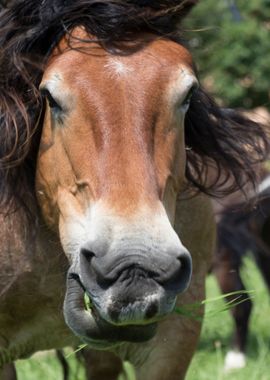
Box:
[184,0,270,109]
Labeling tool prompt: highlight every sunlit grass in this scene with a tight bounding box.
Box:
[16,256,270,380]
[186,256,270,380]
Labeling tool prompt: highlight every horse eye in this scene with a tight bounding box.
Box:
[41,89,62,112]
[182,86,196,107]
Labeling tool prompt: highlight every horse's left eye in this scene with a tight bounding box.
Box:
[182,86,196,108]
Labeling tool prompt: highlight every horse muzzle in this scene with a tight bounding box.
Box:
[62,203,192,346]
[64,273,158,349]
[63,244,192,346]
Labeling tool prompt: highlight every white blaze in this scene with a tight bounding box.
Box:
[105,59,133,77]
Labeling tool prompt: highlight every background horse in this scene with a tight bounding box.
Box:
[213,174,270,371]
[212,110,270,371]
[0,1,269,379]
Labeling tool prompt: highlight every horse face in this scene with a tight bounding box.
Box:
[36,29,197,347]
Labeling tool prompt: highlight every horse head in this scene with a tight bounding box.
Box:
[36,28,196,347]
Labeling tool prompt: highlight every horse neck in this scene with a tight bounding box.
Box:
[0,206,68,298]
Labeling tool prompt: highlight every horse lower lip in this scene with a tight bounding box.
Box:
[84,318,157,344]
[64,273,157,344]
[73,303,157,344]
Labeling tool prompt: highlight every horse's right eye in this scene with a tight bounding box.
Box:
[41,89,62,112]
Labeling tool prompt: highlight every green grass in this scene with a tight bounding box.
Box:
[15,256,270,380]
[16,350,86,380]
[186,256,270,380]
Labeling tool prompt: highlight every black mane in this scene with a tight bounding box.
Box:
[0,0,269,218]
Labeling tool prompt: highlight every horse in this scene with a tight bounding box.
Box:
[213,174,270,371]
[0,1,268,379]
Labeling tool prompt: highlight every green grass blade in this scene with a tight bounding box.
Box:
[174,289,255,320]
[65,344,88,358]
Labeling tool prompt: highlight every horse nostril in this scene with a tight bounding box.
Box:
[172,252,192,293]
[157,250,192,294]
[181,253,192,282]
[80,248,95,262]
[80,246,116,288]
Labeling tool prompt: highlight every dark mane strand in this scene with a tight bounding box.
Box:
[185,88,270,196]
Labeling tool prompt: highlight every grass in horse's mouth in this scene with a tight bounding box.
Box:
[67,289,255,358]
[83,288,255,320]
[84,292,93,313]
[174,290,255,321]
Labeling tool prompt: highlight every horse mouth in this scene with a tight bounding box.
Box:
[63,273,157,348]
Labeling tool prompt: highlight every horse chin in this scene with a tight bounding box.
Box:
[63,273,157,348]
